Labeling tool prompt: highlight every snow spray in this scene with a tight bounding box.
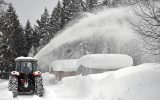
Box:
[35,7,137,72]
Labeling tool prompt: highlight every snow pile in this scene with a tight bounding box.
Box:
[99,63,160,100]
[77,54,133,69]
[51,59,78,72]
[42,72,56,85]
[54,63,160,100]
[54,75,102,98]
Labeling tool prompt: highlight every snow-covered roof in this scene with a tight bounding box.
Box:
[77,54,133,69]
[15,56,37,61]
[51,59,78,72]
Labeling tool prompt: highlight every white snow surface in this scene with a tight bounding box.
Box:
[51,59,78,72]
[77,54,133,69]
[1,63,160,100]
[15,56,37,60]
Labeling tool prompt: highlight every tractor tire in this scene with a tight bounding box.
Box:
[12,77,18,97]
[35,76,44,97]
[8,76,13,91]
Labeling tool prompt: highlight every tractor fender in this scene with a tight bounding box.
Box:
[33,71,41,76]
[11,71,19,76]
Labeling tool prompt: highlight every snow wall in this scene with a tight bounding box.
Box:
[55,63,160,100]
[34,7,138,72]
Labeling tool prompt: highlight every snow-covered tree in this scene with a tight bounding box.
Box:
[0,4,25,79]
[61,0,74,27]
[102,0,124,7]
[49,1,62,36]
[0,0,7,15]
[32,29,41,54]
[0,4,25,57]
[24,20,34,56]
[35,7,50,47]
[71,0,86,16]
[61,0,86,28]
[132,0,160,55]
[86,0,98,11]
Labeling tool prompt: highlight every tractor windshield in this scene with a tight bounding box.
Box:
[16,61,38,73]
[21,62,32,73]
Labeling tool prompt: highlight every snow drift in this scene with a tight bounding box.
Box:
[54,63,160,100]
[77,54,133,69]
[99,63,160,100]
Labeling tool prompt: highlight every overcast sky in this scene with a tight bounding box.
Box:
[5,0,58,26]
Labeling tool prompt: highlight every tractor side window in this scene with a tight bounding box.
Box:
[15,62,20,72]
[32,62,38,71]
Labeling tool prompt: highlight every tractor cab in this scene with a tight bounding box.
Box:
[8,57,44,97]
[15,57,38,74]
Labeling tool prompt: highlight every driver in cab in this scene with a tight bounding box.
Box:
[22,63,30,73]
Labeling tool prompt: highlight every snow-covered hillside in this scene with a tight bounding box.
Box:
[0,63,160,100]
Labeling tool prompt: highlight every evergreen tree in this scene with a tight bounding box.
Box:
[102,0,122,7]
[61,0,86,28]
[2,4,25,57]
[61,0,73,27]
[111,0,122,7]
[0,31,13,78]
[35,7,50,47]
[86,0,98,11]
[71,0,87,17]
[102,0,111,7]
[24,20,33,56]
[0,0,7,15]
[0,4,25,79]
[32,28,41,55]
[49,1,62,36]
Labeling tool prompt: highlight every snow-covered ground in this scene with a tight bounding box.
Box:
[1,63,160,100]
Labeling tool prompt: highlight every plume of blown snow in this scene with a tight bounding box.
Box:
[35,7,136,59]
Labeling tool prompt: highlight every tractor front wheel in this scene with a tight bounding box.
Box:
[35,76,44,97]
[8,76,13,91]
[12,77,18,97]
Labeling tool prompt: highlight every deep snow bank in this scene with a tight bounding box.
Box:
[42,72,56,85]
[55,63,160,100]
[99,63,160,100]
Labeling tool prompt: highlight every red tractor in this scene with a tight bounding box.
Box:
[8,57,44,97]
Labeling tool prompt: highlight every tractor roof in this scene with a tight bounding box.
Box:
[15,56,38,62]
